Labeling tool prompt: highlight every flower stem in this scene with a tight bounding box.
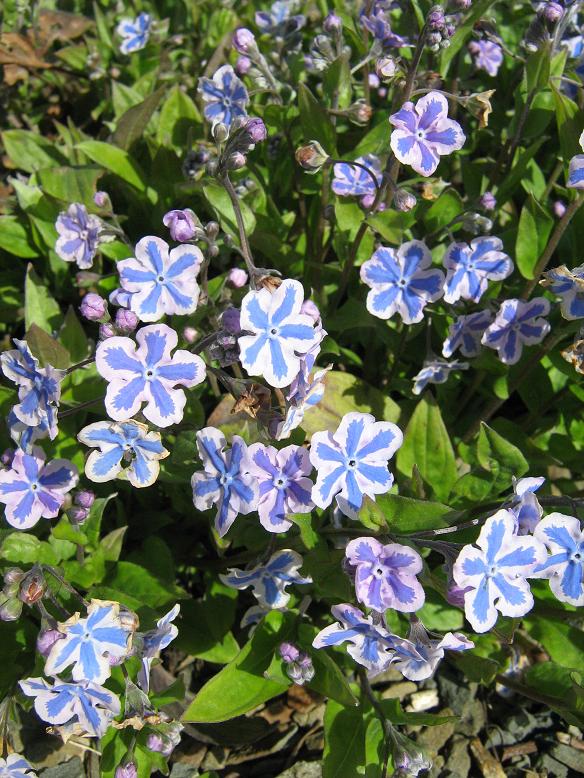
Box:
[358,669,392,778]
[220,173,257,284]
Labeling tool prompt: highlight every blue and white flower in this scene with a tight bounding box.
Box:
[136,604,180,692]
[191,427,259,537]
[7,410,49,453]
[332,154,383,208]
[116,13,151,55]
[0,447,78,530]
[468,40,503,77]
[78,419,169,488]
[453,509,547,633]
[255,1,305,36]
[567,131,584,188]
[246,443,314,532]
[309,412,403,519]
[390,622,474,682]
[508,476,545,535]
[313,604,395,676]
[389,91,465,177]
[220,549,312,609]
[198,65,249,127]
[532,513,584,606]
[540,264,584,319]
[19,677,120,738]
[0,754,37,778]
[442,310,494,358]
[481,298,551,365]
[346,537,425,613]
[412,358,469,395]
[239,279,322,388]
[96,324,206,427]
[55,204,101,269]
[1,339,65,441]
[45,599,132,685]
[442,237,513,304]
[360,4,408,49]
[117,237,203,323]
[360,240,445,324]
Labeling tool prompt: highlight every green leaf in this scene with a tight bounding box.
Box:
[0,216,39,258]
[515,195,553,279]
[323,54,352,110]
[323,700,367,778]
[551,84,582,162]
[496,137,546,206]
[59,306,90,363]
[84,494,118,548]
[452,652,500,684]
[157,85,201,148]
[52,517,87,545]
[524,661,574,700]
[113,87,166,149]
[182,611,294,723]
[525,617,584,670]
[525,43,551,93]
[367,208,415,245]
[37,166,103,205]
[396,394,457,502]
[1,532,57,565]
[377,493,456,533]
[175,580,240,664]
[298,624,359,708]
[422,189,464,233]
[149,677,186,708]
[26,323,70,368]
[76,141,148,193]
[203,181,256,241]
[381,698,458,726]
[476,422,528,491]
[298,83,337,155]
[2,129,67,173]
[63,548,106,588]
[24,264,62,335]
[102,561,185,608]
[101,527,127,562]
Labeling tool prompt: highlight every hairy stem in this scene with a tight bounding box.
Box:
[220,173,257,282]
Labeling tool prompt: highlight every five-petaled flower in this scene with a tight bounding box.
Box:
[309,412,403,519]
[45,599,131,684]
[78,419,169,488]
[346,537,425,613]
[360,240,445,324]
[389,91,465,177]
[453,509,547,633]
[390,620,474,682]
[19,677,120,738]
[508,476,544,535]
[96,323,206,427]
[1,339,65,441]
[468,40,503,77]
[532,513,584,606]
[567,130,584,188]
[239,279,322,388]
[312,603,395,676]
[540,264,584,319]
[246,443,314,532]
[0,447,78,530]
[442,237,513,304]
[55,204,101,269]
[191,427,259,536]
[481,297,550,365]
[412,359,469,395]
[332,154,383,208]
[442,310,494,358]
[220,549,312,609]
[136,604,180,692]
[117,236,203,322]
[198,65,249,127]
[0,754,37,778]
[255,1,305,37]
[117,13,152,54]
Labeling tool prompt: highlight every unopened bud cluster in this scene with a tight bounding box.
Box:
[278,642,315,685]
[425,5,455,51]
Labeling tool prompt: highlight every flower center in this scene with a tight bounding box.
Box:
[145,369,154,378]
[572,551,582,561]
[79,229,89,241]
[223,97,232,107]
[398,278,406,287]
[347,459,357,468]
[157,275,165,283]
[373,565,385,578]
[219,473,232,486]
[274,475,287,489]
[31,483,38,491]
[269,327,278,336]
[416,130,424,139]
[488,565,497,577]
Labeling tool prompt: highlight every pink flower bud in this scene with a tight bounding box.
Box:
[227,268,248,288]
[94,191,110,208]
[80,293,108,322]
[300,299,321,323]
[236,55,252,75]
[99,322,117,340]
[115,764,137,778]
[69,506,89,524]
[37,628,65,657]
[232,27,257,55]
[74,490,95,509]
[221,307,241,334]
[182,326,198,344]
[115,308,138,334]
[162,209,198,242]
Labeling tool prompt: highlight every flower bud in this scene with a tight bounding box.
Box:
[227,268,248,288]
[115,763,138,778]
[279,642,300,663]
[394,189,417,212]
[461,90,495,128]
[1,449,14,468]
[300,299,321,323]
[538,1,563,23]
[221,307,241,334]
[115,308,139,334]
[323,13,342,34]
[346,99,372,126]
[4,568,24,585]
[18,571,46,604]
[461,212,493,234]
[182,326,198,344]
[80,293,108,322]
[205,221,220,240]
[0,597,23,622]
[453,0,471,7]
[163,208,198,242]
[235,55,252,75]
[375,56,397,80]
[74,490,95,509]
[243,117,267,144]
[553,200,566,218]
[427,5,446,29]
[69,506,89,524]
[212,122,229,143]
[479,191,496,211]
[94,191,110,209]
[227,152,247,170]
[37,628,65,657]
[232,27,257,55]
[99,322,116,340]
[295,141,330,173]
[118,606,140,634]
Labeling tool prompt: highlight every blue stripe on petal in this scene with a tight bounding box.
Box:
[148,380,175,419]
[112,376,145,412]
[269,338,288,382]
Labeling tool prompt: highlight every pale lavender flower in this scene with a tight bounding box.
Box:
[567,131,584,188]
[0,754,37,778]
[136,604,180,692]
[481,298,550,365]
[332,154,382,208]
[55,204,101,269]
[508,477,545,535]
[468,40,503,76]
[220,549,312,609]
[532,513,584,606]
[442,237,513,304]
[117,13,151,54]
[412,359,469,395]
[540,264,584,319]
[442,310,494,358]
[198,65,249,127]
[162,209,198,242]
[390,620,473,681]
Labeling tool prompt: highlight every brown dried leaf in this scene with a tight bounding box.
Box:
[38,10,94,45]
[0,33,51,70]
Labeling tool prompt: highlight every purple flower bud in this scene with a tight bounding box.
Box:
[446,582,473,608]
[227,151,247,170]
[538,1,563,23]
[360,193,376,210]
[221,307,241,334]
[99,322,116,340]
[69,506,89,524]
[4,568,24,585]
[243,117,267,144]
[233,27,257,55]
[37,628,65,658]
[1,449,14,468]
[80,293,108,322]
[479,191,496,211]
[426,30,442,47]
[146,733,177,757]
[236,55,252,75]
[323,13,342,34]
[453,0,472,6]
[74,490,95,509]
[182,326,198,344]
[553,200,567,218]
[428,5,446,29]
[162,208,198,242]
[227,268,248,288]
[115,764,138,778]
[300,299,321,323]
[115,308,139,334]
[394,189,417,212]
[368,73,380,89]
[94,191,110,208]
[279,642,300,663]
